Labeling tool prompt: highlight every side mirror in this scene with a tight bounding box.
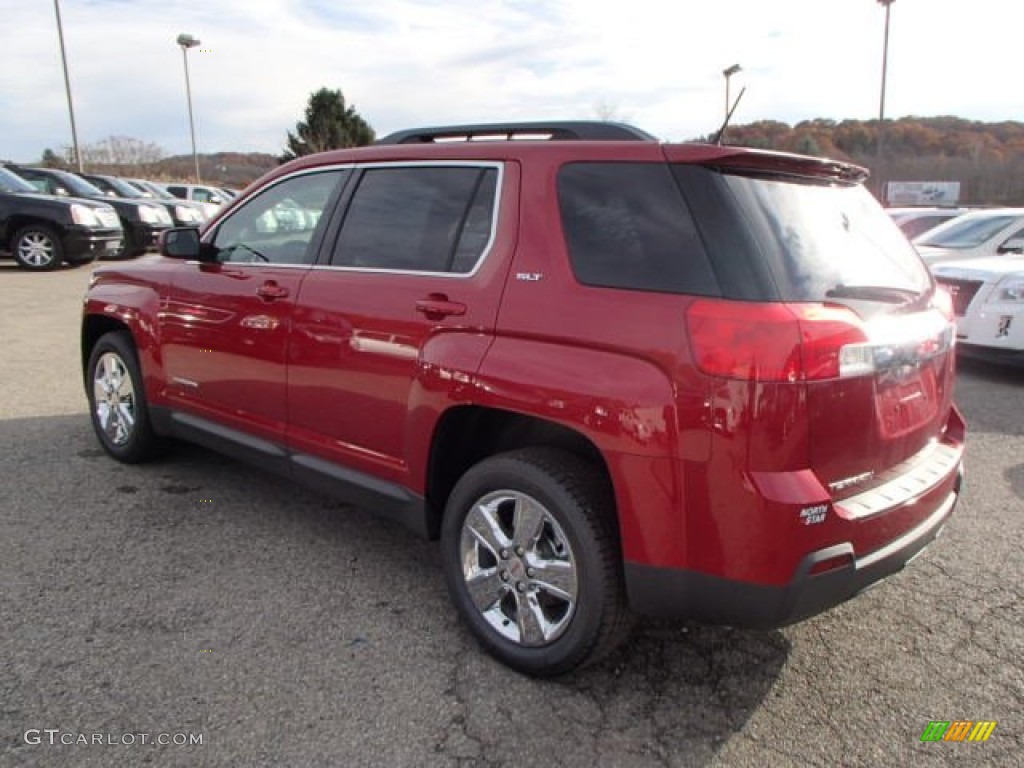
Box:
[998,237,1024,255]
[55,186,70,196]
[159,227,213,261]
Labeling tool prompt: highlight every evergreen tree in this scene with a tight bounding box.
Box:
[281,88,374,162]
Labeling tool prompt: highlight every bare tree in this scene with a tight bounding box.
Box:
[592,100,631,123]
[66,136,166,172]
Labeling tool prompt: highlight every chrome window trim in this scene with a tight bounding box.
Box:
[317,160,504,279]
[206,164,356,266]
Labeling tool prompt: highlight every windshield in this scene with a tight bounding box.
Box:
[0,167,37,194]
[100,176,145,198]
[916,214,1020,249]
[49,169,106,197]
[722,173,931,300]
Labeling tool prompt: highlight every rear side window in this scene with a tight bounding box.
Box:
[558,163,719,295]
[331,166,498,273]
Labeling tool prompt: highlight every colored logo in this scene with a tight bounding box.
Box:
[920,720,997,742]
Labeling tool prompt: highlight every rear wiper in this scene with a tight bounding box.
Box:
[825,284,921,304]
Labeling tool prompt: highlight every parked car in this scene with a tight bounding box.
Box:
[82,121,965,676]
[123,178,179,200]
[886,207,966,239]
[7,165,172,258]
[160,183,231,219]
[82,173,207,227]
[913,208,1024,265]
[932,255,1024,364]
[0,166,122,270]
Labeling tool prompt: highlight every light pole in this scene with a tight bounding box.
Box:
[876,0,894,201]
[53,0,83,171]
[176,33,202,183]
[723,64,741,124]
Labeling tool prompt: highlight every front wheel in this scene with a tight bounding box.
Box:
[441,448,631,676]
[85,331,163,463]
[13,225,63,270]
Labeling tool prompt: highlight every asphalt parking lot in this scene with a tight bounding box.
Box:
[1,262,1021,768]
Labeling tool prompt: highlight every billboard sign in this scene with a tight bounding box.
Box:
[886,181,961,206]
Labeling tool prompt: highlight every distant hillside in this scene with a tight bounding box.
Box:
[45,151,280,189]
[132,152,278,188]
[715,116,1024,205]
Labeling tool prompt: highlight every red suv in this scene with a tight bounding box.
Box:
[82,122,965,676]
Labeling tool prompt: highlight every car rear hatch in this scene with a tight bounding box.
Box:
[666,148,957,501]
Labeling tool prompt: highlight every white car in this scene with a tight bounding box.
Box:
[914,208,1024,265]
[159,183,232,220]
[932,255,1024,364]
[886,206,966,239]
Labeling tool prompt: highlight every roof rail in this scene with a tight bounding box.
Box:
[376,121,658,145]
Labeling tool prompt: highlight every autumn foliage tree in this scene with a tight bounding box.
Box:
[281,88,375,162]
[712,116,1024,205]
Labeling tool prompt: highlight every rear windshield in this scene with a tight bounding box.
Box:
[916,214,1019,248]
[721,173,931,300]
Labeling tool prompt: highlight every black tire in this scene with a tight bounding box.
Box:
[12,225,63,271]
[85,331,164,463]
[105,226,137,260]
[441,448,631,676]
[64,250,100,267]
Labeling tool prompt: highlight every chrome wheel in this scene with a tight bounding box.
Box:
[459,490,579,646]
[92,352,137,446]
[16,231,57,268]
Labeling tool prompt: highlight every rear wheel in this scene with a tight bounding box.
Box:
[86,331,163,463]
[13,225,63,270]
[441,448,631,676]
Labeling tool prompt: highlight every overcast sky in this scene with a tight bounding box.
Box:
[1,0,1019,163]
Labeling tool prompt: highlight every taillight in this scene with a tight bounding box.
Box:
[685,299,868,382]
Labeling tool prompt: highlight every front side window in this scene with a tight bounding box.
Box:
[211,170,346,265]
[330,165,498,273]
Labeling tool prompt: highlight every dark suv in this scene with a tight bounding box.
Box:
[81,122,965,676]
[9,165,172,258]
[0,167,122,270]
[82,173,207,228]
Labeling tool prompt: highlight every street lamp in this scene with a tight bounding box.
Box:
[723,64,741,124]
[876,0,895,200]
[53,0,83,171]
[176,32,202,183]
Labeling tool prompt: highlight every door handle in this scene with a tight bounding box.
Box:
[257,281,289,300]
[415,294,466,319]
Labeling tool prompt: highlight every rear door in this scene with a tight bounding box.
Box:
[286,161,516,489]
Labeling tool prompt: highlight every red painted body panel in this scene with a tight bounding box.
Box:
[161,263,309,443]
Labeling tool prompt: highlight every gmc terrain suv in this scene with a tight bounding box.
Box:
[81,122,965,676]
[0,166,122,270]
[10,165,172,258]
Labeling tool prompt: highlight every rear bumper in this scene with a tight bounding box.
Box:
[625,469,961,629]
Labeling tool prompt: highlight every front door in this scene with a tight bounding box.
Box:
[160,169,348,445]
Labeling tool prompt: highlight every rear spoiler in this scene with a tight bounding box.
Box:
[663,145,869,184]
